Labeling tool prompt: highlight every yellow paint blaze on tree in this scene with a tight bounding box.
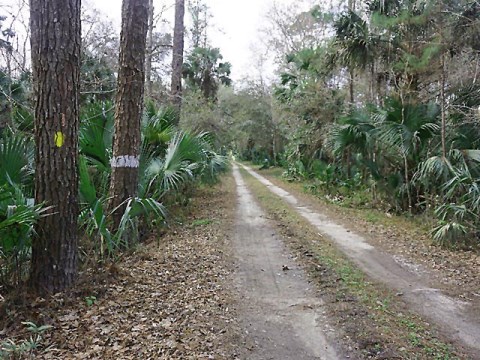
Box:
[54,131,65,147]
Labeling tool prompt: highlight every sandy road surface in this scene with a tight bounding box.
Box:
[231,164,347,359]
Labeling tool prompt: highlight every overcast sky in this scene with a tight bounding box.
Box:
[92,0,290,81]
[1,0,315,82]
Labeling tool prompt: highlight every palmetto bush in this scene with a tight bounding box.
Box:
[78,101,229,259]
[0,131,45,288]
[141,130,229,198]
[324,95,480,246]
[142,100,176,158]
[77,102,167,258]
[372,99,440,211]
[0,100,229,274]
[0,184,49,288]
[325,99,440,212]
[415,149,480,246]
[0,131,35,189]
[412,83,480,246]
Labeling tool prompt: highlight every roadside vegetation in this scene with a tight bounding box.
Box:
[240,166,466,359]
[225,0,480,249]
[0,0,231,290]
[0,78,229,291]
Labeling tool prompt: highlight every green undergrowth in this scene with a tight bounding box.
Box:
[255,164,434,237]
[239,167,462,359]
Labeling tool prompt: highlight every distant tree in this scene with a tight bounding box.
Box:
[145,0,154,99]
[145,1,172,99]
[29,0,81,294]
[218,85,277,160]
[81,4,119,70]
[0,15,14,54]
[334,10,376,105]
[171,0,185,121]
[182,47,231,101]
[0,15,18,132]
[80,52,116,104]
[188,0,209,48]
[108,0,149,231]
[80,3,119,104]
[262,1,327,66]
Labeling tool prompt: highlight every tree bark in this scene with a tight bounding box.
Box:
[171,0,185,122]
[29,0,81,294]
[108,0,149,233]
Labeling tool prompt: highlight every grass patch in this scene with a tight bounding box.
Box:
[190,218,215,227]
[364,210,382,224]
[239,166,462,359]
[246,163,436,232]
[247,164,434,240]
[255,166,285,179]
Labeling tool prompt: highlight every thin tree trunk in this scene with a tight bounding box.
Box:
[348,0,355,112]
[5,48,13,129]
[171,0,185,123]
[348,0,356,11]
[346,148,352,178]
[440,53,447,159]
[0,46,14,134]
[29,0,81,294]
[370,61,375,104]
[376,71,383,107]
[399,89,412,213]
[191,0,201,48]
[108,0,149,235]
[145,0,154,99]
[404,154,412,213]
[349,68,355,106]
[348,0,356,109]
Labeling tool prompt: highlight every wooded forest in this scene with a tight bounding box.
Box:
[231,0,480,247]
[1,0,480,358]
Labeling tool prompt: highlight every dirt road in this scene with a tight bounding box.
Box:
[236,163,480,358]
[4,166,478,358]
[231,165,346,359]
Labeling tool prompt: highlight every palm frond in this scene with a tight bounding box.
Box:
[414,155,452,183]
[142,102,177,154]
[79,101,114,171]
[0,131,34,188]
[431,221,468,246]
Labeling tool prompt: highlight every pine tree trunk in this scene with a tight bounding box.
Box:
[108,0,149,233]
[29,0,81,294]
[171,0,185,122]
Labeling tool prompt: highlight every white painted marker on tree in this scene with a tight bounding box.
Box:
[110,155,140,168]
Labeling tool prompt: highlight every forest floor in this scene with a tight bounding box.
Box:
[0,177,243,359]
[1,163,480,359]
